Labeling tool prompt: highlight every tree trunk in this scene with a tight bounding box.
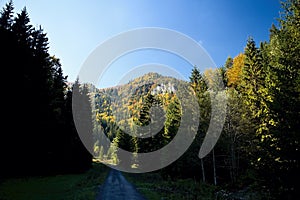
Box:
[231,142,236,183]
[212,148,217,185]
[201,158,206,183]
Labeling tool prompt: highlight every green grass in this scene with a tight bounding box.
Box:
[0,163,109,200]
[124,172,216,200]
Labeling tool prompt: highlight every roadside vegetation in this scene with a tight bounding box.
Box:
[0,163,108,200]
[125,172,215,200]
[125,171,274,200]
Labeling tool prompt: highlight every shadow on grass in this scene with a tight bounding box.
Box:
[0,163,109,200]
[124,172,216,200]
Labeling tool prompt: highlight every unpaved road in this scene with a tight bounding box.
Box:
[96,169,146,200]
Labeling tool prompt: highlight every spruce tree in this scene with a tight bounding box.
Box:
[264,0,300,197]
[0,0,13,30]
[0,3,92,176]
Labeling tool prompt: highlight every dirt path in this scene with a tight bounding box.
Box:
[96,169,146,200]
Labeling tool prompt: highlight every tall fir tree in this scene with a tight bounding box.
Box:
[0,3,92,176]
[0,0,13,30]
[263,0,300,197]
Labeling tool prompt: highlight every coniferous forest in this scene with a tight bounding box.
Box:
[0,1,92,176]
[0,0,299,200]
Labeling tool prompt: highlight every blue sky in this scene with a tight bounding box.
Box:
[2,0,282,88]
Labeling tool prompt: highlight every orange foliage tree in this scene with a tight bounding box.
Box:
[226,53,245,87]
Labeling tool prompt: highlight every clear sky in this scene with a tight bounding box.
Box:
[2,0,282,88]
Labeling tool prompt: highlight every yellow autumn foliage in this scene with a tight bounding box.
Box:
[227,53,245,87]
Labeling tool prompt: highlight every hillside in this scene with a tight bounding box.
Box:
[91,72,186,165]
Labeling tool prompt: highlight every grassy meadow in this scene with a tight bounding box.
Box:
[0,163,109,200]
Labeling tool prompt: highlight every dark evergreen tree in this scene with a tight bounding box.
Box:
[190,66,201,84]
[70,79,93,171]
[0,3,92,177]
[262,0,300,197]
[187,67,211,182]
[224,56,233,69]
[12,8,32,45]
[0,0,13,30]
[164,97,181,141]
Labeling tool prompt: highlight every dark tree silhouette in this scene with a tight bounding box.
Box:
[0,2,92,177]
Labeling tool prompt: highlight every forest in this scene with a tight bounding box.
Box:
[0,1,93,176]
[0,0,299,199]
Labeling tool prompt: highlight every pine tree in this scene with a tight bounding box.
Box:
[0,0,13,30]
[224,57,233,69]
[0,3,92,175]
[71,80,93,171]
[263,0,300,197]
[190,66,207,95]
[12,8,32,45]
[190,66,201,86]
[239,39,264,155]
[164,96,181,141]
[189,67,211,182]
[115,128,135,168]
